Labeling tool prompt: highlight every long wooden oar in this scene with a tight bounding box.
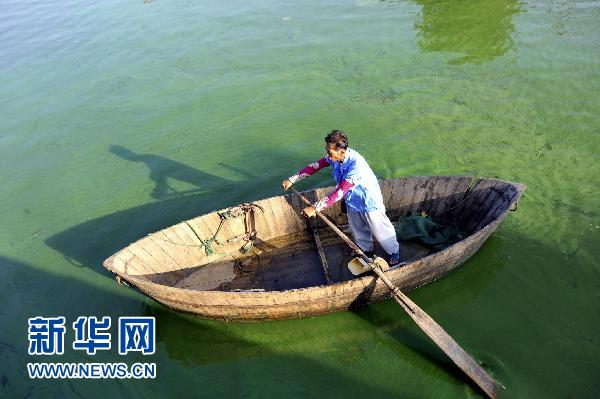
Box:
[291,187,497,399]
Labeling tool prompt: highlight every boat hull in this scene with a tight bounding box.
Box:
[104,176,524,321]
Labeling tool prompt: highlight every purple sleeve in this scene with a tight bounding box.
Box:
[288,158,329,183]
[314,179,354,211]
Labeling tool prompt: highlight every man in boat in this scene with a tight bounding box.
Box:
[282,130,401,266]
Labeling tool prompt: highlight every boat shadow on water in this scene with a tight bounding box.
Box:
[45,146,313,278]
[109,145,232,200]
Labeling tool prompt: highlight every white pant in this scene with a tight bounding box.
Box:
[347,209,400,256]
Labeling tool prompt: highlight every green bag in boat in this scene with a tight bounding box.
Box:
[395,212,464,249]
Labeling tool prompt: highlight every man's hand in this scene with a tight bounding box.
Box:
[303,206,317,218]
[282,180,293,190]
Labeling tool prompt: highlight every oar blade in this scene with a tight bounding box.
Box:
[392,292,497,399]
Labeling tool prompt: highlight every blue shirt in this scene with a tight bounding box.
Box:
[325,148,384,212]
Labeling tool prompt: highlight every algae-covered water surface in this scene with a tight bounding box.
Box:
[1,0,599,398]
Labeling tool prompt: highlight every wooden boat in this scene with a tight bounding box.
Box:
[103,176,525,321]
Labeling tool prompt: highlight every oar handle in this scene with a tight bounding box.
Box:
[290,187,372,265]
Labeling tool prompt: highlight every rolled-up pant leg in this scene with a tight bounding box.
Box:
[347,211,374,252]
[365,209,400,256]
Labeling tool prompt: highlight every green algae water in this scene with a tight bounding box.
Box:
[1,0,599,397]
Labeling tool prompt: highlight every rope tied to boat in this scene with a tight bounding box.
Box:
[154,203,263,257]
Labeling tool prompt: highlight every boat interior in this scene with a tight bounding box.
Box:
[107,177,522,292]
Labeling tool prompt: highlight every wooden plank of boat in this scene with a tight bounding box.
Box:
[310,225,331,284]
[103,176,525,321]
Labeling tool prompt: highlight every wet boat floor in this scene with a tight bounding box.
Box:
[173,226,433,292]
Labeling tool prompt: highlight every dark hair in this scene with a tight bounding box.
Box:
[325,130,348,150]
